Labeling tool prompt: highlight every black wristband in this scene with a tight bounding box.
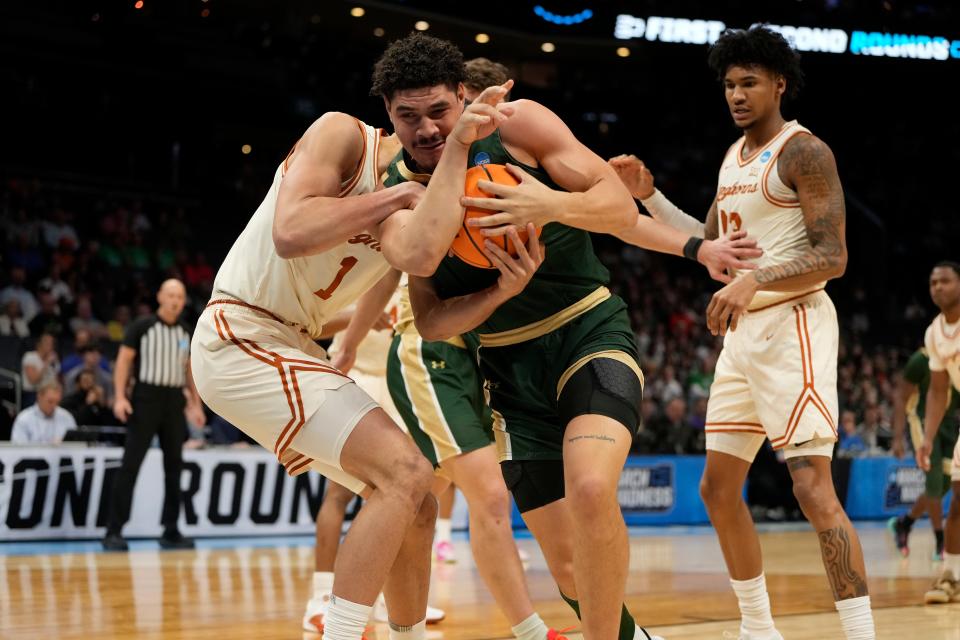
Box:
[682,236,704,261]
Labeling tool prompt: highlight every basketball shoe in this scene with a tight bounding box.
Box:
[888,516,912,557]
[372,594,446,624]
[433,540,456,564]
[924,570,960,604]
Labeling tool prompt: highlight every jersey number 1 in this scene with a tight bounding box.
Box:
[314,257,358,300]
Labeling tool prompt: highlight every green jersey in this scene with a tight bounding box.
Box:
[903,347,960,437]
[383,131,612,335]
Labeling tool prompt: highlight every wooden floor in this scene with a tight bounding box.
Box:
[1,524,958,639]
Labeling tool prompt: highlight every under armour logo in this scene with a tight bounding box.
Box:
[431,360,446,369]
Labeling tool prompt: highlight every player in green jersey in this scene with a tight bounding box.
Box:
[372,32,761,640]
[890,347,959,559]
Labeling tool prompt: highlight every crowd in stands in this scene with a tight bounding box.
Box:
[0,178,941,460]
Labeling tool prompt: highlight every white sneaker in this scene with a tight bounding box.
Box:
[302,593,330,633]
[635,627,666,640]
[372,593,446,623]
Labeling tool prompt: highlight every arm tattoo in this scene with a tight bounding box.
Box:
[704,199,720,240]
[818,526,869,600]
[753,135,847,286]
[567,434,616,444]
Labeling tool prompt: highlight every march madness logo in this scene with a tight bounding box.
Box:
[618,463,674,513]
[884,466,925,510]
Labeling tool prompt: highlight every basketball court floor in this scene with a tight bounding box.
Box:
[2,522,957,639]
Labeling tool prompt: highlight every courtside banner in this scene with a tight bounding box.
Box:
[510,455,710,528]
[845,456,953,519]
[0,446,326,540]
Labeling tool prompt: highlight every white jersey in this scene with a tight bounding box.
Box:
[211,119,390,338]
[716,120,825,310]
[925,313,960,390]
[328,285,401,377]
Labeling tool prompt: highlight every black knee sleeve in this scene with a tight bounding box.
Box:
[500,459,565,512]
[558,357,642,436]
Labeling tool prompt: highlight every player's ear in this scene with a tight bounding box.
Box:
[456,82,465,106]
[776,74,786,98]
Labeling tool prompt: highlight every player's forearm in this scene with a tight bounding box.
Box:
[614,213,696,257]
[338,270,401,347]
[922,387,948,444]
[553,178,636,234]
[413,286,507,342]
[316,310,353,340]
[891,382,913,439]
[640,189,706,237]
[751,245,848,292]
[383,140,472,274]
[274,188,410,259]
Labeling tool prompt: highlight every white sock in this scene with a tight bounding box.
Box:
[944,552,960,577]
[511,613,549,640]
[730,574,777,637]
[435,518,452,545]
[835,596,875,640]
[313,571,335,600]
[388,618,426,640]
[324,594,372,640]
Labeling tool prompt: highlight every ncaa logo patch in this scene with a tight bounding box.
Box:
[759,150,772,163]
[473,151,491,166]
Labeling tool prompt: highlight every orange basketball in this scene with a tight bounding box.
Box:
[451,164,541,269]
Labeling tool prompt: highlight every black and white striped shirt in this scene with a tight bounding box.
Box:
[123,315,191,388]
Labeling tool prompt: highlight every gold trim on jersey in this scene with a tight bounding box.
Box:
[397,332,462,462]
[556,350,645,400]
[477,286,611,348]
[397,159,432,184]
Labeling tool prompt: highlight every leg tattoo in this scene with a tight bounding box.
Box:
[818,526,868,599]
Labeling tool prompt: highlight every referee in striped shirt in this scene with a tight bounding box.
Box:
[103,279,206,551]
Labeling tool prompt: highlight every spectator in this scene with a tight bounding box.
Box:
[637,397,701,454]
[41,208,79,250]
[38,263,74,307]
[61,370,111,426]
[21,332,60,406]
[64,344,113,399]
[10,381,76,444]
[858,403,892,454]
[837,409,867,457]
[184,251,214,289]
[28,289,65,338]
[69,294,106,339]
[0,266,39,322]
[0,299,30,338]
[107,305,131,343]
[61,329,109,374]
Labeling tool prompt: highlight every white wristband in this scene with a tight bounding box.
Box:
[640,189,705,238]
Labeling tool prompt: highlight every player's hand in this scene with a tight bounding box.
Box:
[706,274,758,336]
[450,81,515,146]
[483,224,544,300]
[463,164,558,234]
[113,397,133,423]
[331,346,357,374]
[891,437,906,460]
[698,231,764,283]
[608,154,655,200]
[916,438,933,472]
[394,181,426,210]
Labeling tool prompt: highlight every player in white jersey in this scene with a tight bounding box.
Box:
[916,262,960,604]
[610,26,875,640]
[191,79,516,640]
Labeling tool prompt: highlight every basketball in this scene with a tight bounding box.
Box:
[450,163,541,269]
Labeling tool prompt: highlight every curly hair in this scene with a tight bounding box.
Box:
[935,261,960,278]
[707,25,804,101]
[464,58,510,94]
[371,32,465,99]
